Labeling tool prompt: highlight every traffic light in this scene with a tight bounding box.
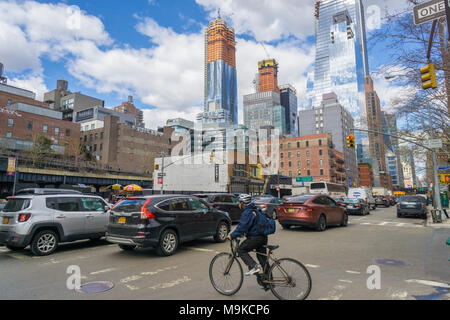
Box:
[346,134,355,148]
[420,63,437,90]
[439,174,450,183]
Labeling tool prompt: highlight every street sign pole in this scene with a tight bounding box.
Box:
[445,0,450,40]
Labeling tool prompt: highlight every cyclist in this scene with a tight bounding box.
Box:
[227,194,269,285]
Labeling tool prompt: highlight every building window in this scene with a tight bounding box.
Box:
[100,132,104,139]
[319,149,323,156]
[84,135,87,142]
[55,127,60,136]
[95,133,98,140]
[319,139,322,146]
[281,162,284,168]
[320,169,324,176]
[320,159,323,167]
[288,143,291,149]
[307,160,310,167]
[297,161,301,167]
[289,171,292,177]
[94,144,97,152]
[43,125,48,133]
[66,129,70,137]
[298,170,301,176]
[288,152,292,159]
[7,99,12,105]
[100,143,103,151]
[289,161,292,168]
[8,119,14,127]
[306,151,310,158]
[27,122,33,130]
[297,142,300,148]
[306,141,309,147]
[6,132,12,138]
[280,144,283,150]
[307,170,311,176]
[297,151,300,158]
[281,153,284,159]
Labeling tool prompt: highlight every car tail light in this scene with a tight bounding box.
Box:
[299,206,313,212]
[140,199,154,220]
[355,204,361,207]
[383,198,387,201]
[18,213,31,222]
[261,205,268,209]
[421,203,425,208]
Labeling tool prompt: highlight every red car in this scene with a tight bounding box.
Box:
[277,194,348,232]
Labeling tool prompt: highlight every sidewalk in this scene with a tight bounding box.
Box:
[426,208,450,229]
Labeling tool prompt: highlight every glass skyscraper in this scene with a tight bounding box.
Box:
[197,17,238,124]
[307,0,370,162]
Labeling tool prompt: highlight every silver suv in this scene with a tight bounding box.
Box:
[0,194,109,256]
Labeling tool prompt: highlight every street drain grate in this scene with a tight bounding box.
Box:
[76,281,114,294]
[373,258,410,267]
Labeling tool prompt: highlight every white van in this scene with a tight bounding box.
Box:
[348,187,376,210]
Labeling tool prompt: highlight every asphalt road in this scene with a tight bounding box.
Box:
[0,206,449,300]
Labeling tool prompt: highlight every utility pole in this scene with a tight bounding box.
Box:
[160,152,165,195]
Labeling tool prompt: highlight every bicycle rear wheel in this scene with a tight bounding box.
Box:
[268,258,312,300]
[209,253,244,296]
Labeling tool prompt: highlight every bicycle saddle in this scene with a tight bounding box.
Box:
[264,245,279,251]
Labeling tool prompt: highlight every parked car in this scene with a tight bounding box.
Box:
[106,195,232,256]
[348,187,376,210]
[253,196,282,219]
[277,194,348,231]
[342,198,370,215]
[332,197,346,207]
[397,196,428,219]
[375,195,390,207]
[0,193,109,256]
[193,193,241,223]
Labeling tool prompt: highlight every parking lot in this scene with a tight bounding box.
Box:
[0,206,449,300]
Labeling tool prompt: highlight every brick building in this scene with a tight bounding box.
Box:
[80,115,174,175]
[0,83,50,109]
[0,103,80,154]
[358,163,374,187]
[113,96,144,128]
[279,133,344,183]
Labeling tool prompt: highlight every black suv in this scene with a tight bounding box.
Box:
[106,195,232,256]
[194,193,241,223]
[375,196,390,207]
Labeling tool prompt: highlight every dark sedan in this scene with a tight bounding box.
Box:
[193,193,241,223]
[375,196,390,207]
[342,198,370,215]
[253,196,282,220]
[106,195,232,256]
[397,196,428,219]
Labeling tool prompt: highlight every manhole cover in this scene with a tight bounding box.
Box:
[373,258,410,267]
[76,281,114,294]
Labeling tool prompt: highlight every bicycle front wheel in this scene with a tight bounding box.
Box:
[209,253,244,296]
[268,258,312,300]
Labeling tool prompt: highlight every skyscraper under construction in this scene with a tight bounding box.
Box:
[197,16,238,124]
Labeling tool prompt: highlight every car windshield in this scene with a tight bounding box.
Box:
[112,199,147,212]
[343,198,359,204]
[283,195,314,203]
[399,196,423,203]
[254,197,272,203]
[3,198,31,212]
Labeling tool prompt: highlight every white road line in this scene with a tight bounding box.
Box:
[396,223,406,227]
[149,275,191,290]
[361,222,372,225]
[378,222,388,226]
[345,270,361,274]
[90,268,117,275]
[305,264,320,269]
[405,279,450,289]
[338,279,353,283]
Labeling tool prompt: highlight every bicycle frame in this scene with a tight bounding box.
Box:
[225,239,293,287]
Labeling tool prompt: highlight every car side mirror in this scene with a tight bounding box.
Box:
[104,205,110,213]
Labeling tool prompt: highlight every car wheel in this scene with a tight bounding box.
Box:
[214,221,229,243]
[6,245,25,251]
[316,215,326,232]
[30,230,59,256]
[341,213,348,227]
[272,210,278,220]
[281,224,291,230]
[156,229,178,256]
[119,244,136,251]
[397,212,402,218]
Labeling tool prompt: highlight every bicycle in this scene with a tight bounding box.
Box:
[209,238,312,300]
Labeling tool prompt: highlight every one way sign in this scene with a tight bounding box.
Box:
[413,0,450,25]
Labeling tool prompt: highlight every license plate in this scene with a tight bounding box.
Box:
[347,205,354,209]
[2,217,9,224]
[288,209,295,213]
[118,217,126,224]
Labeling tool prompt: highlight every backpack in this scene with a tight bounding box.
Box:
[252,209,276,236]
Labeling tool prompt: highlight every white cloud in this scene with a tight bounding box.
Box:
[196,0,316,41]
[8,74,49,101]
[143,107,201,130]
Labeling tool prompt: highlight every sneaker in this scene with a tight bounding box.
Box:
[245,265,261,276]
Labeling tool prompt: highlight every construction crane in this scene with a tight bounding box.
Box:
[259,42,271,59]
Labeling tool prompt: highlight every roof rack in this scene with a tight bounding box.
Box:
[15,188,83,196]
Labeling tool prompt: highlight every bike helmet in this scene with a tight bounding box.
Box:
[238,194,252,205]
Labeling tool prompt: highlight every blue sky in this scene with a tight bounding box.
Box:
[0,0,411,129]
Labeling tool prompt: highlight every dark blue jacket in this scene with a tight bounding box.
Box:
[230,203,260,239]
